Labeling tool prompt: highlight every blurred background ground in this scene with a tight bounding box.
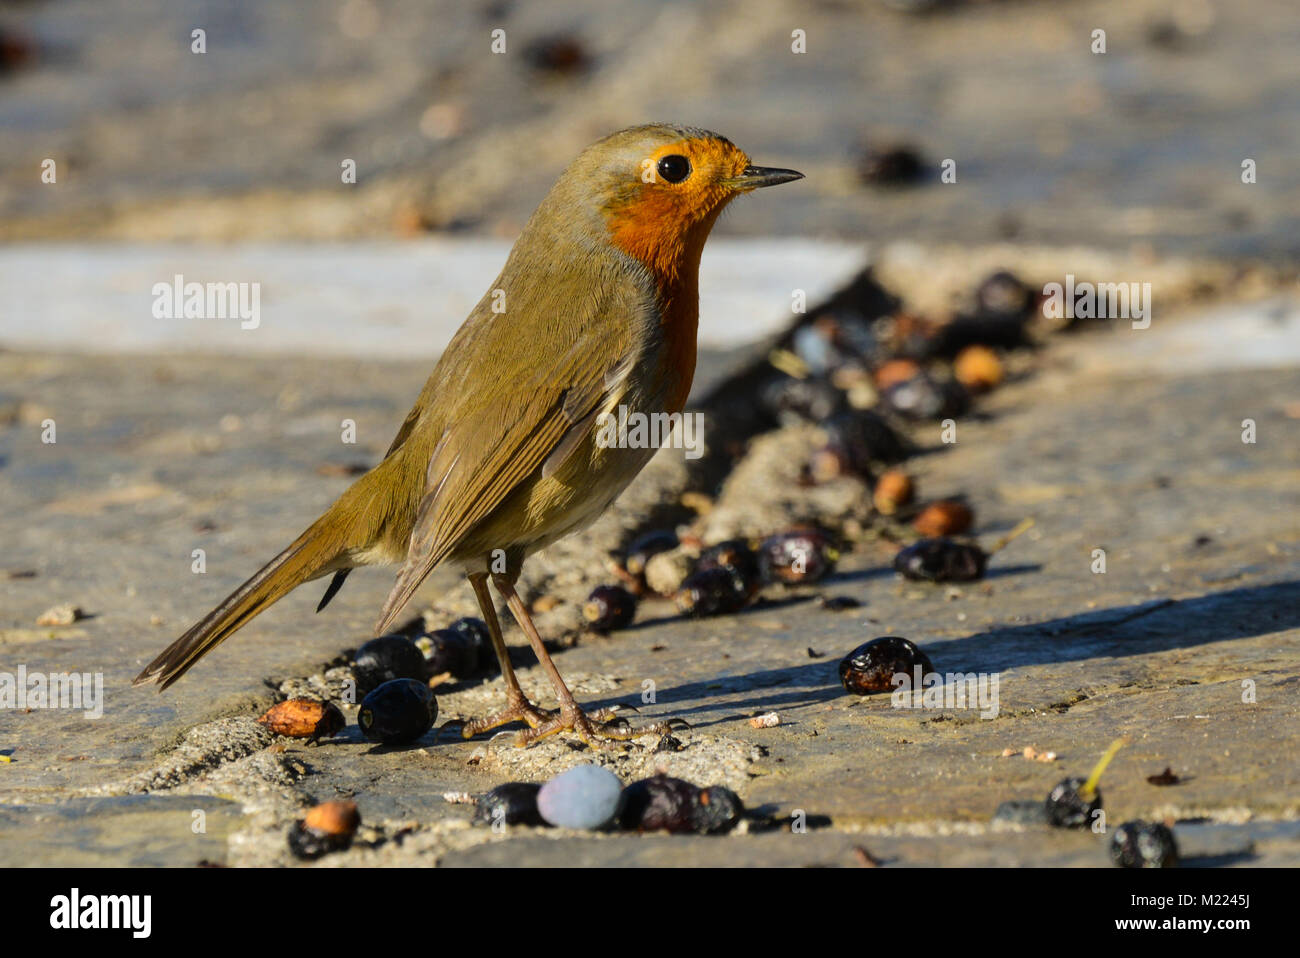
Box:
[1,0,1299,257]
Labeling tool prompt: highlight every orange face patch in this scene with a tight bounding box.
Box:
[602,137,751,288]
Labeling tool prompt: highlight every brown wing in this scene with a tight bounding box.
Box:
[372,280,651,635]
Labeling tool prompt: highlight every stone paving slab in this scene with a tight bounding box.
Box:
[0,240,866,357]
[0,298,1297,866]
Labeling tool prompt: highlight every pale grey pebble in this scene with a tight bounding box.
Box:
[537,764,624,829]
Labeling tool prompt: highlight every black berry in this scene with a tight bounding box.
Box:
[582,585,638,632]
[822,409,911,469]
[696,539,761,594]
[616,774,744,835]
[858,144,925,187]
[473,782,546,828]
[1109,820,1178,868]
[415,628,479,678]
[352,635,427,695]
[448,617,493,658]
[759,528,839,585]
[357,678,437,745]
[893,538,988,582]
[839,636,935,695]
[675,566,750,617]
[1045,776,1101,828]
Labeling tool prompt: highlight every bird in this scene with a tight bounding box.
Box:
[134,123,803,746]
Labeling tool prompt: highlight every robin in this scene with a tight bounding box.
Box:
[135,123,803,746]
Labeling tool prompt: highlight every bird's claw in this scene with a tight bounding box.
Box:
[460,696,555,739]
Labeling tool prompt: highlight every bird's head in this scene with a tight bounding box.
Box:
[552,124,803,285]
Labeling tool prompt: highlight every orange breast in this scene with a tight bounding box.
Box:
[608,202,724,415]
[656,282,699,415]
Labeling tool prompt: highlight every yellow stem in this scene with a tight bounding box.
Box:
[987,517,1035,555]
[1079,736,1128,799]
[768,348,810,380]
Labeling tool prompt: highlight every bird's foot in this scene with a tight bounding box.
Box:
[460,694,554,739]
[512,704,690,749]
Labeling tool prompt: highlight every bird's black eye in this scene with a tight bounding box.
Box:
[657,154,691,183]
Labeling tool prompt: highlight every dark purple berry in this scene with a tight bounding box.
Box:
[448,617,492,657]
[1045,776,1102,828]
[1109,820,1178,868]
[616,775,744,835]
[583,585,638,632]
[352,635,427,695]
[473,782,545,828]
[696,539,761,594]
[617,775,698,833]
[759,528,839,585]
[522,33,589,75]
[416,629,479,678]
[357,678,437,745]
[839,636,935,695]
[676,566,750,617]
[893,538,988,582]
[858,144,925,187]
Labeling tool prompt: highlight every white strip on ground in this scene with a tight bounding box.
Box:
[1072,297,1300,376]
[0,240,868,358]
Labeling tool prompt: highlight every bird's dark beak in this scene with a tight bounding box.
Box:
[725,165,805,191]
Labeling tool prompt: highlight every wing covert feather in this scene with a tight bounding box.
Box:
[372,276,652,634]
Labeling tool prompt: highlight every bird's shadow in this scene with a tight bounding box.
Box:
[572,579,1300,723]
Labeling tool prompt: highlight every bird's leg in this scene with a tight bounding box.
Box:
[459,573,554,738]
[493,575,685,748]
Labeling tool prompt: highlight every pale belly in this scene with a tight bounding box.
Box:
[449,431,661,567]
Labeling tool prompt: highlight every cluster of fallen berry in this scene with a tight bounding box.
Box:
[573,271,1050,636]
[285,765,748,860]
[583,526,842,631]
[260,619,499,751]
[763,270,1030,480]
[992,738,1181,868]
[472,765,743,834]
[753,271,1055,586]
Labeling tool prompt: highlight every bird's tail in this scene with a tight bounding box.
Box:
[132,471,394,690]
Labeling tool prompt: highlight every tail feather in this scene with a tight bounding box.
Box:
[133,516,348,691]
[316,568,351,613]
